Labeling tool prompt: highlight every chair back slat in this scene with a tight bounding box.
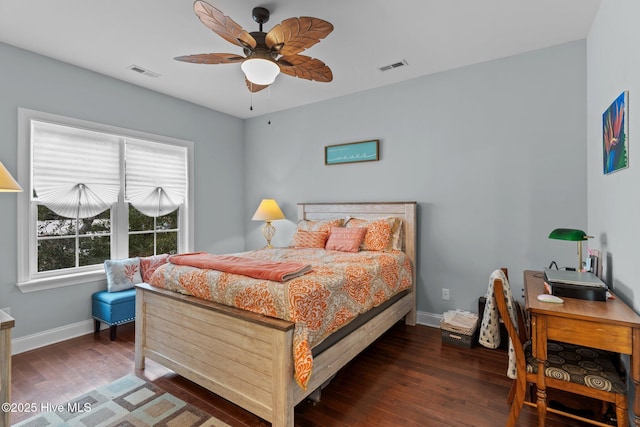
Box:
[492,276,527,370]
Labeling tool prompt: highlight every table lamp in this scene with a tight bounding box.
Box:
[548,228,593,271]
[0,162,22,192]
[252,199,285,248]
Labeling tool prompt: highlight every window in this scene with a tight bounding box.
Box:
[37,206,111,272]
[17,109,194,292]
[128,208,179,257]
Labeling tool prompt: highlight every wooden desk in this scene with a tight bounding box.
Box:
[524,270,640,426]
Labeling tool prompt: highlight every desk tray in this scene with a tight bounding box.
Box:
[550,282,607,302]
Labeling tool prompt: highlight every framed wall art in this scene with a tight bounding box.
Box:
[603,91,629,174]
[325,140,379,165]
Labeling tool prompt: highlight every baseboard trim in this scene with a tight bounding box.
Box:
[417,310,442,328]
[12,319,101,355]
[12,310,441,355]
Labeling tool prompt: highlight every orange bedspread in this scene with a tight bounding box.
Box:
[149,247,412,390]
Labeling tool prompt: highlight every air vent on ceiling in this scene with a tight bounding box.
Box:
[379,59,408,72]
[127,64,161,78]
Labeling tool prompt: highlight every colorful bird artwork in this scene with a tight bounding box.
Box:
[602,91,628,174]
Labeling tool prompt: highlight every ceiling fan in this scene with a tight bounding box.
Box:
[175,1,334,93]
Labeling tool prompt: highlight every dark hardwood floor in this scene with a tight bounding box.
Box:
[11,322,599,426]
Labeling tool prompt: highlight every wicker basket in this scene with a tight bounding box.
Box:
[440,316,478,349]
[440,328,476,348]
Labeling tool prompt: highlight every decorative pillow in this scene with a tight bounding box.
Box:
[295,218,344,233]
[345,217,401,251]
[293,230,329,249]
[140,253,170,282]
[390,218,404,250]
[325,227,367,252]
[104,258,143,292]
[290,218,344,246]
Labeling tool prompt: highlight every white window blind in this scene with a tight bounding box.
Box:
[31,121,120,218]
[125,138,187,217]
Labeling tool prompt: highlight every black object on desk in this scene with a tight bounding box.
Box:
[544,269,607,302]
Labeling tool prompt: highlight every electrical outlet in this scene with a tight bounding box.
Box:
[442,288,450,301]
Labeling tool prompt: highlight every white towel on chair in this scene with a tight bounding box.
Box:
[478,269,518,379]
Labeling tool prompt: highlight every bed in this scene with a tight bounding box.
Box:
[134,201,417,427]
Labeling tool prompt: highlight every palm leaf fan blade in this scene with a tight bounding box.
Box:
[245,78,270,92]
[193,0,256,49]
[266,17,333,56]
[174,53,244,64]
[278,55,332,82]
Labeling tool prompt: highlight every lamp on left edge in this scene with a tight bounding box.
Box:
[252,199,285,248]
[0,162,22,192]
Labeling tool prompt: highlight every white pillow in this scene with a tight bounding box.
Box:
[104,258,143,292]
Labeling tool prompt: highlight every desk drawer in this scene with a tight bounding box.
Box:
[546,317,632,354]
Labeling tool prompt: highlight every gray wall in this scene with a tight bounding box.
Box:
[1,38,590,340]
[244,41,588,317]
[0,42,246,338]
[587,1,640,308]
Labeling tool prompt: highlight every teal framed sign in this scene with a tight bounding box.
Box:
[325,140,379,165]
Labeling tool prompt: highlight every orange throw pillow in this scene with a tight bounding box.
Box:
[325,227,367,252]
[346,217,399,251]
[289,219,344,247]
[140,253,170,282]
[293,230,329,249]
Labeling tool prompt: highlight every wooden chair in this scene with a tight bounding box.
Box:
[492,269,628,427]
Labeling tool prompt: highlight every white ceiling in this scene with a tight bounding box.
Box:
[0,0,601,119]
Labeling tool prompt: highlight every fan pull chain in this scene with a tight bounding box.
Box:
[266,85,271,123]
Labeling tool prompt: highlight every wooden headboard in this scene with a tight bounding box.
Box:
[297,201,418,298]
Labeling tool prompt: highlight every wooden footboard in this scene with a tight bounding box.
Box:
[135,284,296,425]
[135,202,417,427]
[135,283,413,427]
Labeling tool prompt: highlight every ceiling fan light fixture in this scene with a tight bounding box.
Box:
[177,2,333,92]
[241,58,280,86]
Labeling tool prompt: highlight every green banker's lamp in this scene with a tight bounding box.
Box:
[548,228,593,271]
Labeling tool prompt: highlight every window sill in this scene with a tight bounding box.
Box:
[17,270,106,293]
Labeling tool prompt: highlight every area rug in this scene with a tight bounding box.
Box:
[13,374,231,427]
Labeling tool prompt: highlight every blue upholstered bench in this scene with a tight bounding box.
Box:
[93,254,168,340]
[92,288,136,341]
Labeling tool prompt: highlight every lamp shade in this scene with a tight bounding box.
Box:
[549,228,593,271]
[0,161,22,192]
[241,58,280,86]
[548,228,590,241]
[252,199,285,221]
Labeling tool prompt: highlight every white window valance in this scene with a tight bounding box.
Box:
[31,120,121,218]
[125,138,187,217]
